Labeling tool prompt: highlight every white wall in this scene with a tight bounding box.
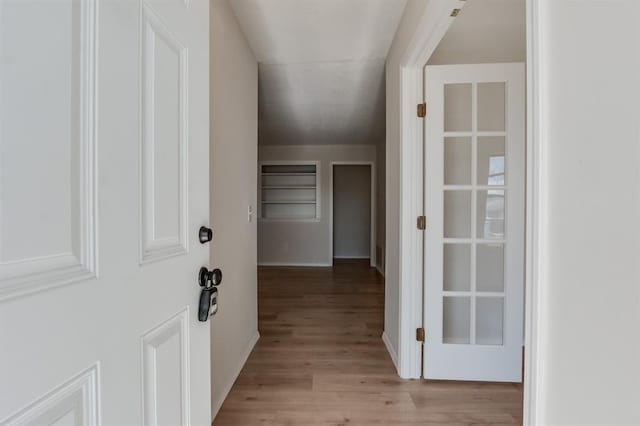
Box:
[333,165,371,259]
[210,0,258,417]
[384,0,431,363]
[533,1,640,423]
[258,144,376,266]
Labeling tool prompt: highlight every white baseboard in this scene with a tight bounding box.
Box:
[333,255,370,259]
[258,262,332,267]
[211,330,260,419]
[375,264,385,277]
[382,331,398,373]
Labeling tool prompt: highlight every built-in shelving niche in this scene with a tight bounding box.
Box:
[259,163,320,220]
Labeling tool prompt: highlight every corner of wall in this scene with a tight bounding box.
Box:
[382,331,398,372]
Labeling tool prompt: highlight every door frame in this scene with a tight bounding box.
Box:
[395,0,463,381]
[395,0,543,424]
[329,161,376,267]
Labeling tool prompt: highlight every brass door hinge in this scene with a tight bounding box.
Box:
[417,102,427,118]
[417,215,426,230]
[416,327,425,342]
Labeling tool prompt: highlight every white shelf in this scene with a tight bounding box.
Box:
[259,162,320,220]
[261,200,316,204]
[261,185,316,189]
[261,172,316,176]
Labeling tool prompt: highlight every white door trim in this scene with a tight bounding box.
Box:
[523,0,545,424]
[395,0,464,380]
[396,0,543,423]
[329,161,376,267]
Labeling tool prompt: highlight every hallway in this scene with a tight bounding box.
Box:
[214,260,523,425]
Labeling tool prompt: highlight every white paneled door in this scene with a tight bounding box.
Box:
[423,64,525,382]
[0,0,210,425]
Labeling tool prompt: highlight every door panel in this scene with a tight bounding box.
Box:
[0,0,97,301]
[424,63,525,382]
[140,3,189,263]
[142,309,189,426]
[0,0,210,424]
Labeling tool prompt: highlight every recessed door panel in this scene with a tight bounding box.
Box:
[0,0,97,300]
[140,4,188,264]
[142,309,189,426]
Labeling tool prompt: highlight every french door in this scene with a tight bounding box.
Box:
[423,63,525,382]
[0,0,211,424]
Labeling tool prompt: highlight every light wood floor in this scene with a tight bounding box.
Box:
[214,260,523,425]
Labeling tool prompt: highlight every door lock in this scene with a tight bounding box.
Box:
[198,287,218,322]
[198,267,222,322]
[199,267,222,288]
[199,226,213,244]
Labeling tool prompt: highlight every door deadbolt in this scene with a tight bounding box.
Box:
[199,226,213,244]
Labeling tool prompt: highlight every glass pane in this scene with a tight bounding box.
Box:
[477,82,506,131]
[443,244,471,291]
[444,83,472,132]
[477,137,505,186]
[476,297,504,345]
[477,244,505,292]
[444,191,471,238]
[477,190,505,239]
[444,137,472,185]
[443,297,470,344]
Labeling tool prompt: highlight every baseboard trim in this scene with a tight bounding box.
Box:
[382,331,398,372]
[211,330,260,419]
[258,262,332,267]
[375,264,385,277]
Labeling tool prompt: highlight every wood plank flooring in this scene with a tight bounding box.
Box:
[214,260,523,425]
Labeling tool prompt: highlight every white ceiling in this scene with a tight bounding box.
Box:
[230,0,408,145]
